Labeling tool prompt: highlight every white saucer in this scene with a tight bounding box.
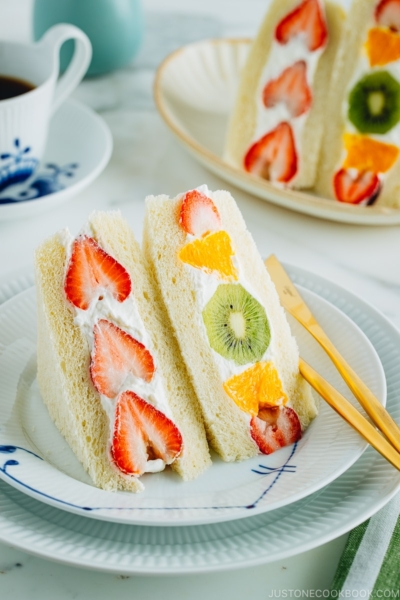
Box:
[0,273,386,527]
[0,266,399,574]
[154,39,400,226]
[0,99,112,221]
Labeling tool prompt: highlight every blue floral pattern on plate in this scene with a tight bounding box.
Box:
[0,151,79,205]
[0,163,79,204]
[0,139,38,193]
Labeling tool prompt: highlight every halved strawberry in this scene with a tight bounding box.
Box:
[179,190,221,237]
[250,406,301,455]
[244,122,298,183]
[64,236,131,310]
[90,319,155,398]
[333,169,380,204]
[263,60,312,118]
[111,390,183,476]
[275,0,328,52]
[376,0,400,32]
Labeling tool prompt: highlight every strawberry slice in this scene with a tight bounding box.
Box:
[111,390,183,476]
[275,0,328,52]
[179,190,221,237]
[376,0,400,32]
[333,169,380,204]
[244,122,298,183]
[263,60,312,118]
[90,319,155,398]
[64,236,131,310]
[250,406,301,455]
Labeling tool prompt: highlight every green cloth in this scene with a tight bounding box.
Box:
[330,493,400,597]
[331,520,370,594]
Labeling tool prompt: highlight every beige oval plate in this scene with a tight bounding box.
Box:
[154,38,400,226]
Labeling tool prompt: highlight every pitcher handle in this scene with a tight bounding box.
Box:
[38,24,92,114]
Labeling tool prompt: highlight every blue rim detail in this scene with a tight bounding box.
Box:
[0,443,298,513]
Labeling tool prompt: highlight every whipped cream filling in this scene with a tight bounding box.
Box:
[338,21,400,182]
[59,226,174,477]
[251,16,326,185]
[182,186,286,421]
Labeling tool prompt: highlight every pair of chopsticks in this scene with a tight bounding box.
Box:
[265,255,400,471]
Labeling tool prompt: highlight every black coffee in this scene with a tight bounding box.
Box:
[0,75,35,101]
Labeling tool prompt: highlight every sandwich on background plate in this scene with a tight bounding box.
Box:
[316,0,400,207]
[224,0,345,190]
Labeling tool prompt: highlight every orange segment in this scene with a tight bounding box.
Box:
[366,27,400,67]
[178,230,238,281]
[223,361,287,415]
[258,362,288,408]
[343,133,399,173]
[223,363,261,415]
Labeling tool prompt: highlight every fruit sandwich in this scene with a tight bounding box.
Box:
[224,0,344,189]
[35,211,211,492]
[315,0,400,207]
[143,186,318,462]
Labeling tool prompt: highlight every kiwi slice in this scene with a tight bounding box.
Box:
[202,283,271,365]
[348,71,400,134]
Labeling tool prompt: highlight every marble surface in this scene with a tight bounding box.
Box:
[0,0,399,597]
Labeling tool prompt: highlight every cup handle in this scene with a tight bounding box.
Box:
[38,24,92,114]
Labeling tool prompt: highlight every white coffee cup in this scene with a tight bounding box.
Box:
[0,24,92,192]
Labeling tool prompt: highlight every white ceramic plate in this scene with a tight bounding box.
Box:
[0,99,112,221]
[154,39,400,226]
[0,266,399,574]
[0,275,386,527]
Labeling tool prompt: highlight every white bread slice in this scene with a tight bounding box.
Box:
[224,0,345,189]
[35,211,211,492]
[143,188,318,462]
[315,0,400,207]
